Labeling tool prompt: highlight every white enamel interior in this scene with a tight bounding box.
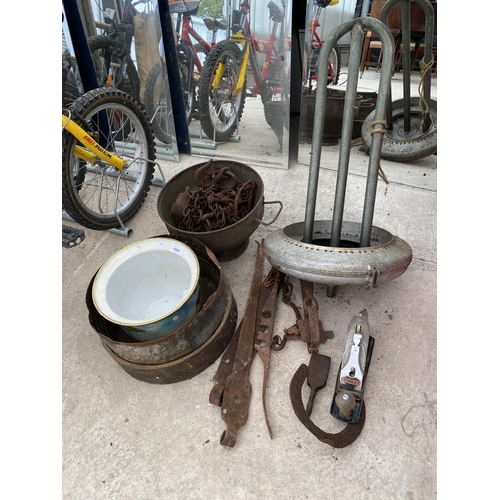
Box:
[92,238,199,325]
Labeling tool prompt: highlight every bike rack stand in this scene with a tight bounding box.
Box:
[62,157,165,238]
[361,0,437,161]
[188,122,241,151]
[264,17,412,296]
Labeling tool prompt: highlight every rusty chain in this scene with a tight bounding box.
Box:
[171,163,257,233]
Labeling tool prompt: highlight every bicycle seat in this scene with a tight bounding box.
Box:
[267,1,284,23]
[169,0,200,17]
[203,16,228,33]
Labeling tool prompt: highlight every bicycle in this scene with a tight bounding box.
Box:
[172,0,228,75]
[144,0,228,143]
[62,87,157,231]
[87,0,146,101]
[62,0,148,107]
[197,0,289,149]
[305,0,341,90]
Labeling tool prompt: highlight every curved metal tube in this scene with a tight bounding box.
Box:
[381,0,435,131]
[303,17,395,248]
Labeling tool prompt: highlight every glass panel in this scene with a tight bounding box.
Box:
[62,1,179,163]
[134,2,179,162]
[186,0,292,169]
[297,0,357,166]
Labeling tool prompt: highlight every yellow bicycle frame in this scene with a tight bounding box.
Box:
[212,32,249,98]
[62,114,126,171]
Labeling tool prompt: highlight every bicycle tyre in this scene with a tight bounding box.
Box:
[193,42,209,66]
[198,40,246,142]
[144,61,173,144]
[62,87,156,230]
[261,61,288,149]
[87,35,141,103]
[177,41,196,125]
[62,52,82,107]
[309,42,340,86]
[192,43,210,120]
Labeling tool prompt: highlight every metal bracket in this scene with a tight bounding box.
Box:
[365,264,380,289]
[278,279,333,353]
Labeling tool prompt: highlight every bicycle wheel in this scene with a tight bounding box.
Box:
[261,61,288,149]
[177,41,196,125]
[62,87,156,230]
[62,52,83,107]
[198,40,246,142]
[309,42,340,86]
[192,43,209,120]
[144,61,173,144]
[87,35,141,103]
[193,42,209,68]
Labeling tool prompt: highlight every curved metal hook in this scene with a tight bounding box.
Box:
[289,363,366,448]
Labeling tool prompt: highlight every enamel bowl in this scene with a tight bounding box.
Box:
[92,238,200,341]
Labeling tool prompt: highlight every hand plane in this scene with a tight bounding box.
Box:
[330,309,374,424]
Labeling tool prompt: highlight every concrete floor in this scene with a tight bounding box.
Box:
[62,68,437,499]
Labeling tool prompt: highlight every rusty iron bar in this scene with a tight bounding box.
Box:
[219,241,265,447]
[254,268,283,439]
[210,267,281,405]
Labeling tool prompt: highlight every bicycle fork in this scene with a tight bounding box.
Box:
[62,112,164,233]
[62,114,126,171]
[211,34,250,98]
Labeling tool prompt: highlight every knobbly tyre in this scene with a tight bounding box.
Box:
[62,87,157,231]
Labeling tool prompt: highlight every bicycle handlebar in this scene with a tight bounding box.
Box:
[314,0,339,8]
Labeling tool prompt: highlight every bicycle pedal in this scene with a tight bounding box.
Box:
[62,225,85,248]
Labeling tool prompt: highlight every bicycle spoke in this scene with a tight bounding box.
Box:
[62,88,155,230]
[198,40,246,142]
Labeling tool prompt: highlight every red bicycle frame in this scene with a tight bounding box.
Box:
[308,2,338,82]
[233,0,289,97]
[176,14,209,73]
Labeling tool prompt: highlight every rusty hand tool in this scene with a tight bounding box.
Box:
[219,241,265,447]
[209,266,282,439]
[275,279,333,353]
[209,320,242,407]
[254,268,283,439]
[209,268,279,406]
[305,353,331,417]
[289,357,366,449]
